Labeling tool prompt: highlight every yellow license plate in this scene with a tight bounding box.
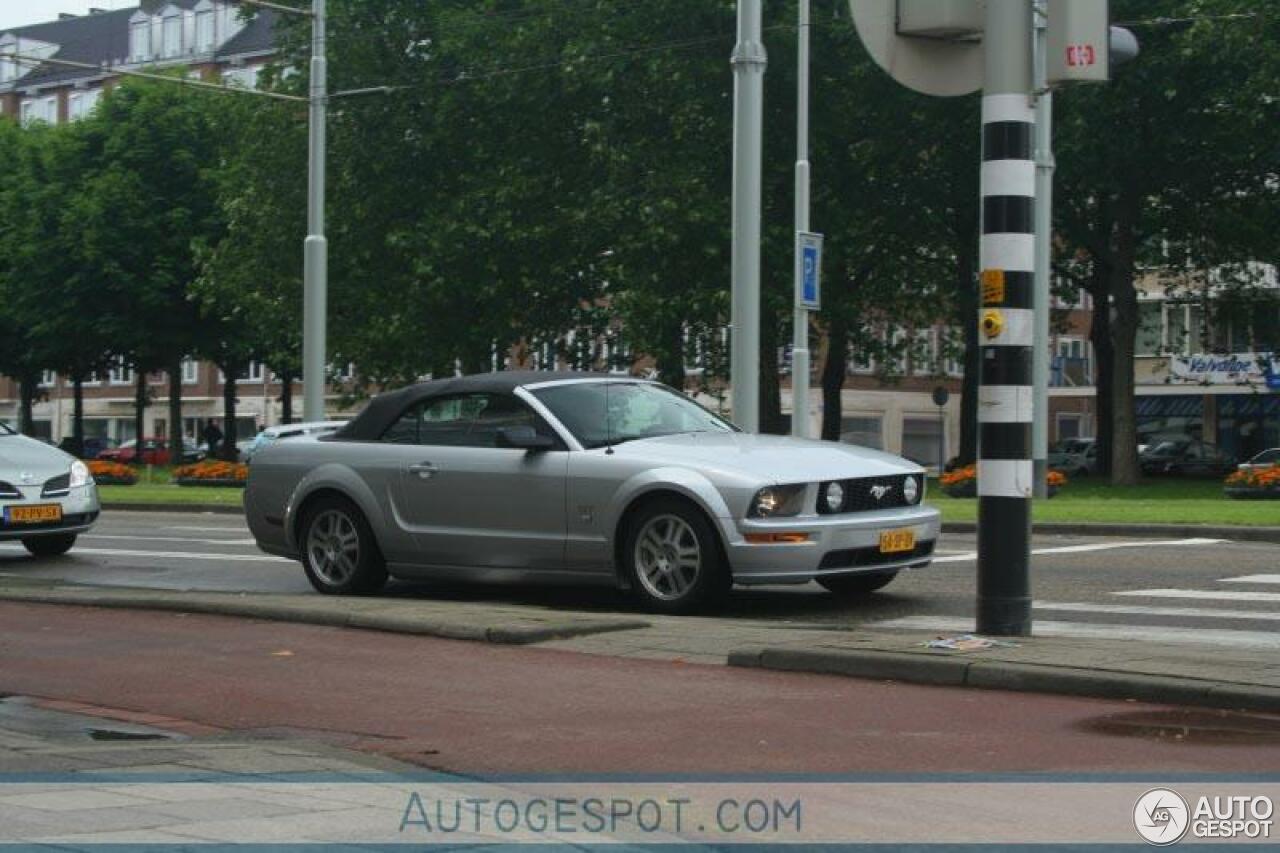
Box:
[879,529,916,554]
[6,504,63,524]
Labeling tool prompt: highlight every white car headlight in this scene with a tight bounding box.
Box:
[748,485,806,519]
[903,475,920,505]
[69,460,92,488]
[821,481,845,513]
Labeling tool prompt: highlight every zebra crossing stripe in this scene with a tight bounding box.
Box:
[1113,589,1280,603]
[1034,601,1280,622]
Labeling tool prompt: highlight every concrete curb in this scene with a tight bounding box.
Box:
[728,647,1280,714]
[0,586,651,646]
[942,520,1280,543]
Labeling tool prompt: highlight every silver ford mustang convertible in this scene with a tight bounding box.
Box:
[245,372,940,613]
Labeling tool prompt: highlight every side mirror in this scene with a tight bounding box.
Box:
[496,425,555,451]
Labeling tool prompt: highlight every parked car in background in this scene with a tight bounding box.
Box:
[0,421,99,556]
[1238,448,1280,472]
[241,421,346,464]
[98,438,204,465]
[56,436,119,460]
[245,373,939,613]
[1048,438,1097,476]
[1139,440,1235,478]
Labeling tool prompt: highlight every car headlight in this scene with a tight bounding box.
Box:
[821,481,845,513]
[748,485,806,518]
[903,474,921,505]
[69,460,92,488]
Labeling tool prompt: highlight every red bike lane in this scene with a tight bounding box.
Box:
[1,602,1276,775]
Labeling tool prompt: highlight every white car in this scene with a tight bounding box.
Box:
[0,422,100,556]
[242,421,347,463]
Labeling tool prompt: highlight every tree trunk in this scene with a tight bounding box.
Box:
[956,239,980,465]
[279,370,294,426]
[133,370,147,465]
[71,374,85,458]
[1108,213,1141,486]
[820,319,848,441]
[18,375,37,436]
[759,317,785,435]
[221,369,239,461]
[168,358,184,467]
[1089,290,1114,478]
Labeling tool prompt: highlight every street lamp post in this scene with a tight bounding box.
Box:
[302,0,328,423]
[790,0,812,439]
[730,0,766,433]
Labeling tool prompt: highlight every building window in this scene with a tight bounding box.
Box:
[108,359,136,386]
[1056,413,1084,442]
[1135,301,1164,356]
[902,416,946,471]
[68,90,101,122]
[910,328,936,377]
[162,13,182,57]
[225,362,264,384]
[196,10,215,51]
[840,416,883,450]
[0,58,14,83]
[39,370,57,388]
[222,66,260,90]
[130,19,152,61]
[181,359,199,384]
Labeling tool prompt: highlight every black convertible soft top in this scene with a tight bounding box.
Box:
[330,371,623,441]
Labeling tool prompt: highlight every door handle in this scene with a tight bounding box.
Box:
[408,462,438,480]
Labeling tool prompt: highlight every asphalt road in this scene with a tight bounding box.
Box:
[3,602,1277,775]
[0,510,1277,648]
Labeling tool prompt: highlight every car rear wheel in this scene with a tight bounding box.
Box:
[623,499,728,614]
[300,497,388,596]
[818,571,898,597]
[22,534,77,558]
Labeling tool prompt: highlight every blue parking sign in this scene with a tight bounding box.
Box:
[796,232,823,311]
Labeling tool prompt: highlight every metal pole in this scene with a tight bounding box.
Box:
[790,0,812,439]
[302,0,327,423]
[976,0,1035,637]
[730,0,766,432]
[1031,0,1054,499]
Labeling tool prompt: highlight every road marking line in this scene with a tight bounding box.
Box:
[166,526,249,532]
[85,534,258,546]
[1034,601,1280,622]
[1222,574,1280,585]
[869,615,1280,650]
[932,538,1228,564]
[1113,589,1280,603]
[0,545,291,564]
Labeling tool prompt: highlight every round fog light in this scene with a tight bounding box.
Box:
[903,476,919,505]
[823,482,845,513]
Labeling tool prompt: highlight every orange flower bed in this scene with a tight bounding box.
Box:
[172,461,249,482]
[87,460,137,484]
[940,464,1068,489]
[1225,466,1280,489]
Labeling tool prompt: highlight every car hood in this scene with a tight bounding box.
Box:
[608,432,922,483]
[0,436,75,481]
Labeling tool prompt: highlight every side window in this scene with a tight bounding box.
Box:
[418,395,487,446]
[465,394,538,447]
[381,407,419,445]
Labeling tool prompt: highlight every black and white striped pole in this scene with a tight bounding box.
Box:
[976,0,1035,637]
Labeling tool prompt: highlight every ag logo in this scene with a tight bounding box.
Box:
[1134,788,1190,845]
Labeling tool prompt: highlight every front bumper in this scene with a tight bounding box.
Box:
[0,484,101,541]
[723,503,942,585]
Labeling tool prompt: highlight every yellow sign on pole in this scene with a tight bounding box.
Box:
[981,269,1005,306]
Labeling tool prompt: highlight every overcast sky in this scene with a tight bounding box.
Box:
[0,1,129,32]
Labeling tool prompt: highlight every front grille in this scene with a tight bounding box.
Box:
[818,539,936,571]
[41,473,71,498]
[0,482,21,500]
[818,474,923,514]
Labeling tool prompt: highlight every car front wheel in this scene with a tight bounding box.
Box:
[818,571,898,597]
[623,499,728,614]
[300,497,388,596]
[23,534,77,558]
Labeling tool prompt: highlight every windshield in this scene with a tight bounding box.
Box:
[532,382,738,450]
